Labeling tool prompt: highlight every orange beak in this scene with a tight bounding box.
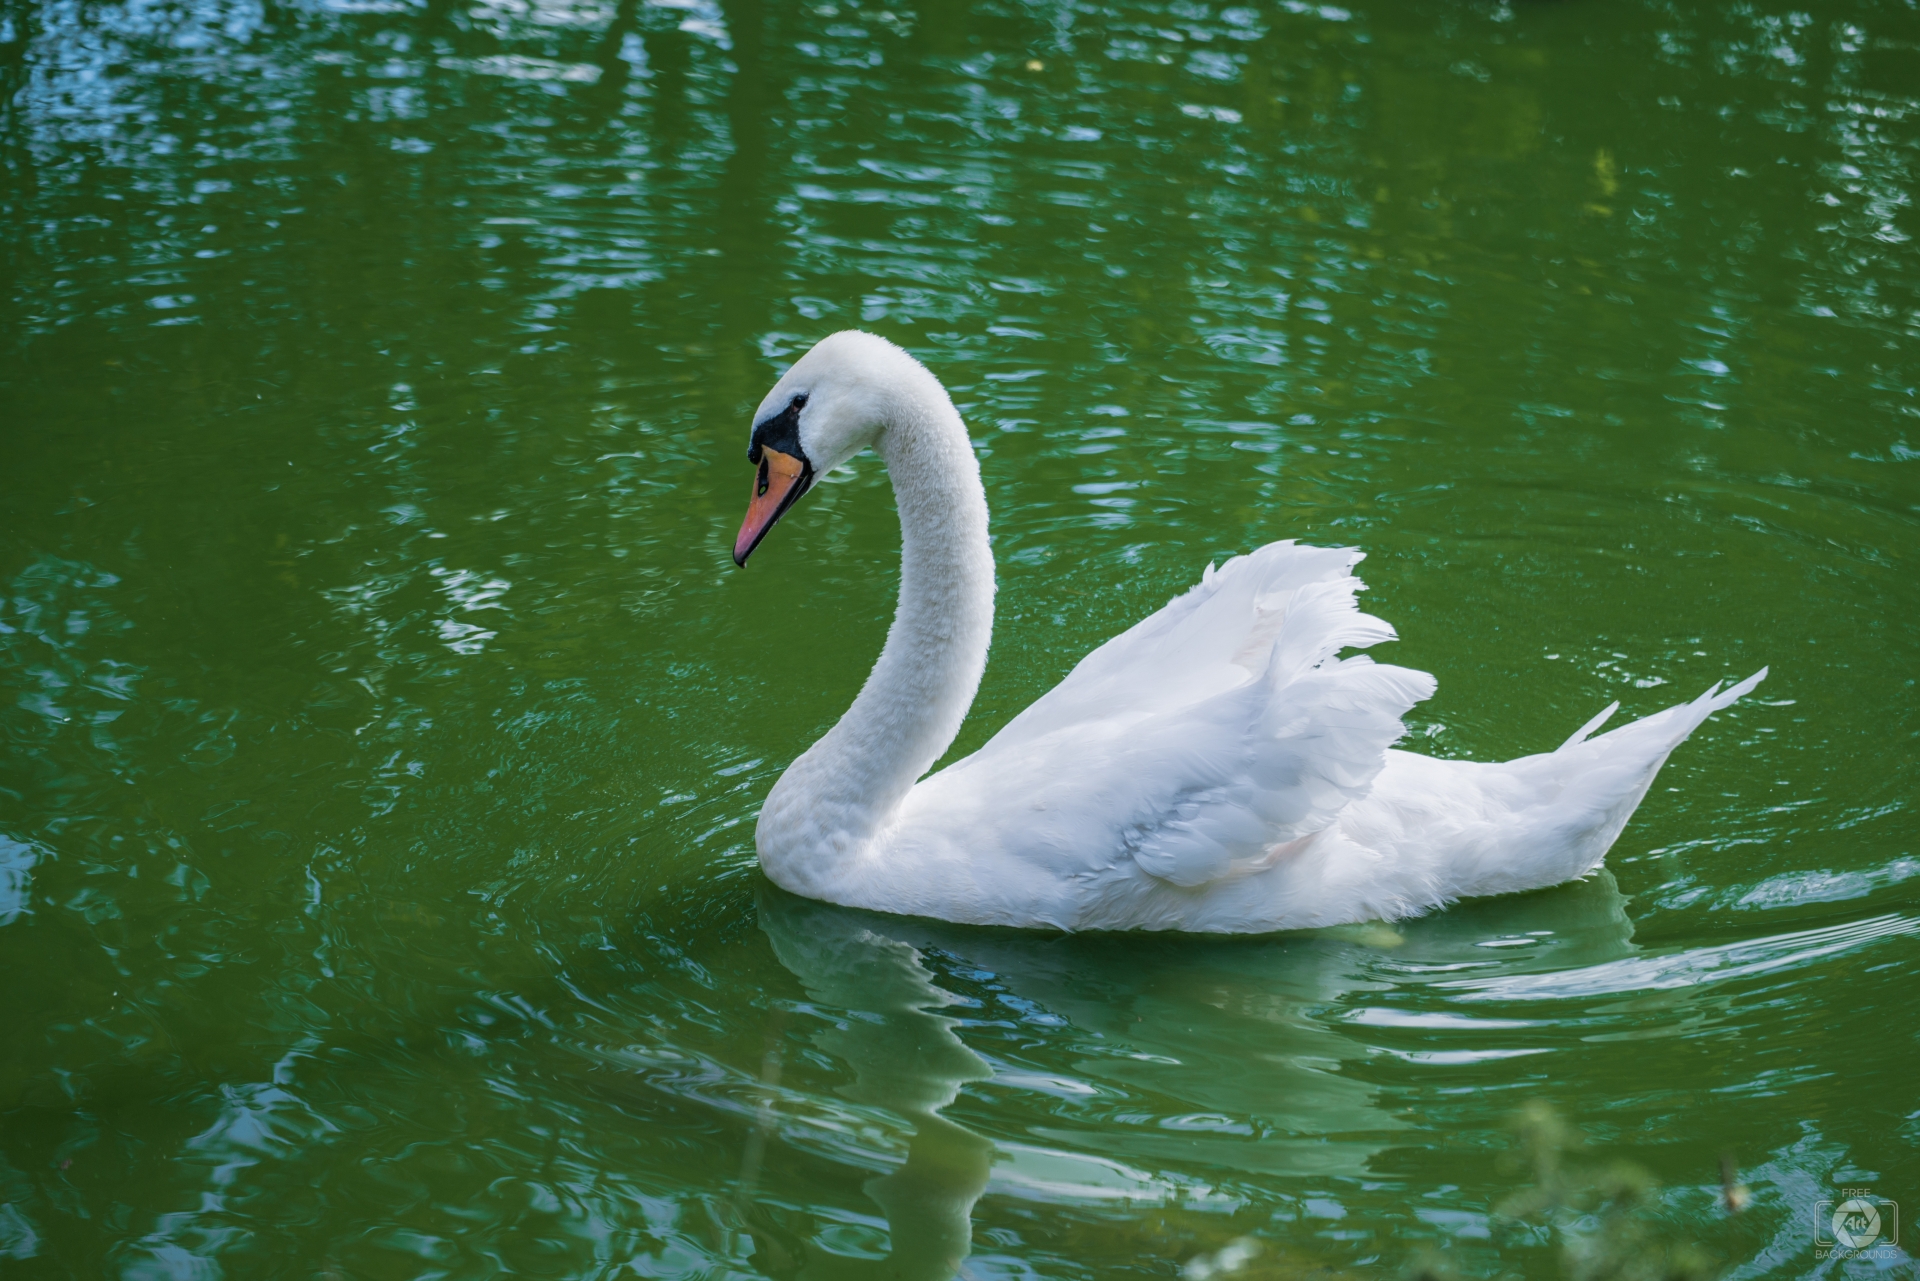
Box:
[733,446,812,566]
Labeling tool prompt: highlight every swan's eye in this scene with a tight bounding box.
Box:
[756,457,770,497]
[791,393,808,410]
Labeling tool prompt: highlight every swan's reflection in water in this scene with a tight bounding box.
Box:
[755,872,1638,1279]
[759,894,994,1280]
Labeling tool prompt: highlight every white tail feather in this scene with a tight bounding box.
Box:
[1560,701,1620,750]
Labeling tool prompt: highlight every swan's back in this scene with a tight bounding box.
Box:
[862,542,1762,933]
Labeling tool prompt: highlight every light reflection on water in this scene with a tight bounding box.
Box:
[2,0,1917,1274]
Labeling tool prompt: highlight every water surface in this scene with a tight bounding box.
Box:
[2,0,1917,1275]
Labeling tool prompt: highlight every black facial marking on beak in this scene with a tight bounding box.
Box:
[747,392,808,466]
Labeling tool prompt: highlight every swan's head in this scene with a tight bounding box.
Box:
[732,330,931,566]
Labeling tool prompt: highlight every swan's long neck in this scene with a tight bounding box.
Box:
[758,376,994,889]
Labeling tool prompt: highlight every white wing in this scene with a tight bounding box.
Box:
[902,543,1435,889]
[984,540,1372,744]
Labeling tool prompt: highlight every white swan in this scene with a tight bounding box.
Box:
[731,331,1764,933]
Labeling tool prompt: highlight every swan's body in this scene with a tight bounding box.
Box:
[733,331,1764,934]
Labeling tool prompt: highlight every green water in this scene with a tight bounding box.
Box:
[3,0,1918,1275]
